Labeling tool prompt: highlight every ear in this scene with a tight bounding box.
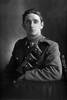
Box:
[41,21,44,29]
[22,23,26,29]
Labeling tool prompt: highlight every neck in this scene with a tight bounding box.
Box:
[27,31,43,40]
[28,34,42,41]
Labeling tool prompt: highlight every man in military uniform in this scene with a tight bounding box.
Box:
[6,9,62,84]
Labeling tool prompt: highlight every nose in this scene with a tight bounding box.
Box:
[30,21,34,28]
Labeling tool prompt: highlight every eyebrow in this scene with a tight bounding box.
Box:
[26,18,40,21]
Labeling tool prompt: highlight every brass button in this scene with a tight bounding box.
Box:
[16,57,19,60]
[27,46,29,48]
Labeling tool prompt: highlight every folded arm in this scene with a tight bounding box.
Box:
[24,43,62,81]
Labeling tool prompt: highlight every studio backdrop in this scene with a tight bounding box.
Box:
[0,0,67,71]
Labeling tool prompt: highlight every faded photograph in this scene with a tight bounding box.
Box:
[0,0,67,100]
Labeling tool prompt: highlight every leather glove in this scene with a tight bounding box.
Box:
[16,44,42,73]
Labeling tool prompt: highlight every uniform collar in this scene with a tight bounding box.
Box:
[27,35,45,42]
[25,35,46,47]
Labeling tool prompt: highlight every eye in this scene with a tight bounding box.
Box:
[25,20,31,25]
[33,19,38,23]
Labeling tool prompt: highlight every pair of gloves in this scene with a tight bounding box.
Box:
[16,44,42,74]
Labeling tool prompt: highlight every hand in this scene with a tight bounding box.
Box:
[13,75,25,87]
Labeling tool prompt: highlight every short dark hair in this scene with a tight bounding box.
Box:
[22,8,44,26]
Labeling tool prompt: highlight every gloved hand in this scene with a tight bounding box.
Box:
[16,44,42,73]
[31,44,42,59]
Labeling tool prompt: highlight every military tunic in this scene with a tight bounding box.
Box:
[6,35,62,82]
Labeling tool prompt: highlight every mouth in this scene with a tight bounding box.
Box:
[29,28,35,31]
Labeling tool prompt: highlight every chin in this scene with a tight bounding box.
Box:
[29,32,36,35]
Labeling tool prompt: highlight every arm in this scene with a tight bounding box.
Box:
[5,40,23,81]
[24,42,62,81]
[5,55,18,80]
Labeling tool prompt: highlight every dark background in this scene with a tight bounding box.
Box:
[0,0,67,71]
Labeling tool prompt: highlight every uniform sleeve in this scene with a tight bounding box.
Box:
[24,42,62,81]
[5,41,20,80]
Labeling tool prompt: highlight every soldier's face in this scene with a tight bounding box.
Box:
[24,13,44,37]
